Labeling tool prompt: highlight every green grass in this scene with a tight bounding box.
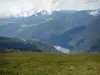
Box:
[0,52,100,75]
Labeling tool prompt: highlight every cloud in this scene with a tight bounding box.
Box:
[0,0,100,17]
[57,0,100,10]
[0,0,57,17]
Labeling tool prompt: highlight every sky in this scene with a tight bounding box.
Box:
[0,0,100,17]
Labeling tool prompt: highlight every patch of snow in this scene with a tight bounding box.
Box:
[54,45,70,53]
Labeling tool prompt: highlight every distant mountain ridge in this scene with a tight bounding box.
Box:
[0,10,97,38]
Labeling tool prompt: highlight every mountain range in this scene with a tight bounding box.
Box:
[0,9,100,53]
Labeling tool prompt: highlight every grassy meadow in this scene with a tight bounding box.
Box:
[0,52,100,75]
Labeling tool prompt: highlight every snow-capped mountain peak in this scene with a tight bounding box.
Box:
[9,8,51,17]
[89,9,100,16]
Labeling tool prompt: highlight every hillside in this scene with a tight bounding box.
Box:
[73,16,100,53]
[0,36,57,52]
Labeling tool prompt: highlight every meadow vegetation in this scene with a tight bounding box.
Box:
[0,52,100,75]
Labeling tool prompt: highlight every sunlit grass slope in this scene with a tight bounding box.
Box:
[0,52,100,75]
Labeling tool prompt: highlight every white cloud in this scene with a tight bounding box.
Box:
[0,0,100,17]
[57,0,100,10]
[0,0,57,17]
